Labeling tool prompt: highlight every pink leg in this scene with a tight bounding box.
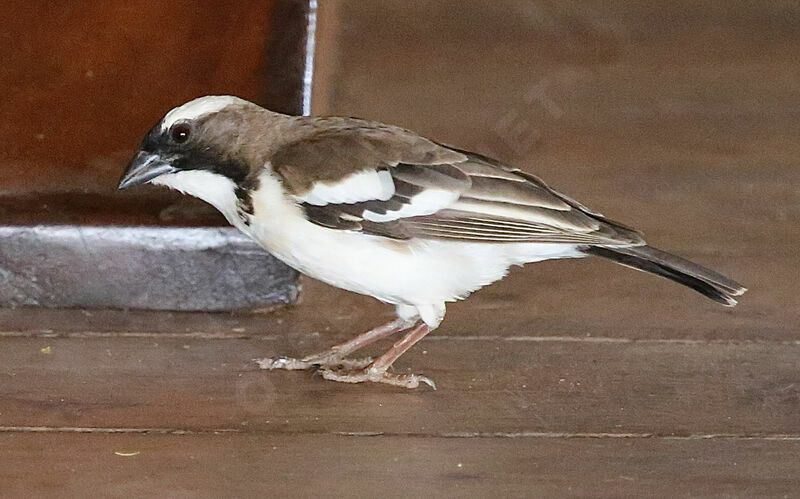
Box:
[320,323,436,389]
[256,317,416,371]
[325,317,415,360]
[370,323,431,372]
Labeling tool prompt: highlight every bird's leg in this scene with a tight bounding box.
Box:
[320,322,436,389]
[255,317,415,371]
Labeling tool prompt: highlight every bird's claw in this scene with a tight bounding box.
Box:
[254,356,310,370]
[318,366,436,390]
[254,354,374,371]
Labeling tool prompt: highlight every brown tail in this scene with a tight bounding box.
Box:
[582,245,747,306]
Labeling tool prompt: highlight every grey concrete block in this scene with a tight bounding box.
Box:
[0,225,299,311]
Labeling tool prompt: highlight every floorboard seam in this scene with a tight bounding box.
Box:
[0,426,239,435]
[0,331,277,340]
[2,427,799,441]
[0,331,797,345]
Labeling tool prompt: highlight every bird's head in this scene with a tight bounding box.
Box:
[119,95,280,215]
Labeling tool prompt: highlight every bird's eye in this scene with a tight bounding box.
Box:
[170,123,191,144]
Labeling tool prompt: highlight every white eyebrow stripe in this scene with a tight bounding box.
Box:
[161,95,240,130]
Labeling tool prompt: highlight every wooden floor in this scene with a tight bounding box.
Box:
[3,1,800,497]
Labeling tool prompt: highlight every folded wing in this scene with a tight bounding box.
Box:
[271,120,644,246]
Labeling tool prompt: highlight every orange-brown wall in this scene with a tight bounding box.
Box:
[0,1,277,194]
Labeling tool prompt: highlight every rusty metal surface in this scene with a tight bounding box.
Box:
[0,225,298,311]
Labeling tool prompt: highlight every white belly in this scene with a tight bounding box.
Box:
[239,175,584,306]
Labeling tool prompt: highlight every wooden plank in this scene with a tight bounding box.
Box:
[320,1,800,172]
[1,334,799,436]
[2,432,799,498]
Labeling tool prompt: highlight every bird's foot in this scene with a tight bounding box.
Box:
[255,352,373,371]
[318,365,436,390]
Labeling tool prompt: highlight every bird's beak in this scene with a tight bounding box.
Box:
[118,152,177,190]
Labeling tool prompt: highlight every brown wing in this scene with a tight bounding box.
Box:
[270,120,644,246]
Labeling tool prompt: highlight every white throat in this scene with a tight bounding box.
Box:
[151,170,241,224]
